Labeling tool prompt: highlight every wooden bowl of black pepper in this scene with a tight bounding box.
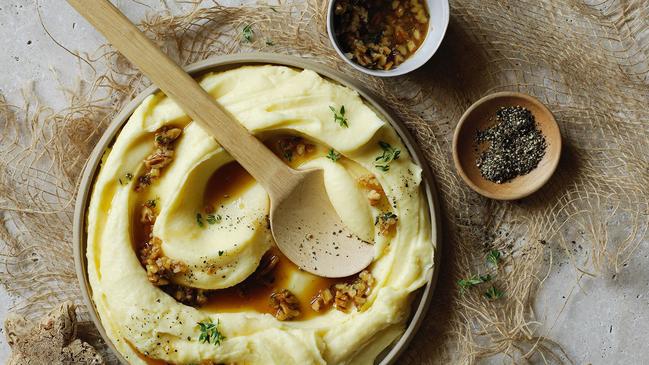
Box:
[452,92,561,200]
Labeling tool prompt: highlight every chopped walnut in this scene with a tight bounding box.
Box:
[296,143,306,156]
[139,237,187,286]
[140,205,156,226]
[367,189,382,206]
[144,150,173,170]
[154,127,182,146]
[310,270,375,313]
[166,285,208,307]
[135,127,182,191]
[333,284,354,312]
[276,137,315,162]
[270,289,301,321]
[357,174,385,206]
[310,287,334,312]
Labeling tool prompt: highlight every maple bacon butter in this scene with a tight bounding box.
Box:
[86,65,433,364]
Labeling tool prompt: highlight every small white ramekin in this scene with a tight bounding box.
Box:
[326,0,450,77]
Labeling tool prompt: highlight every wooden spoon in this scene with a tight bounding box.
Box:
[66,0,373,277]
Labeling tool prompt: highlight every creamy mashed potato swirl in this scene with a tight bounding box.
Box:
[86,65,433,365]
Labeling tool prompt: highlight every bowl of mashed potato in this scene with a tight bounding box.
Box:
[73,53,440,365]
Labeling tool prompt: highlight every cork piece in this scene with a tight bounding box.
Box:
[4,302,104,365]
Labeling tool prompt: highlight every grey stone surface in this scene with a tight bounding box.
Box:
[0,1,647,364]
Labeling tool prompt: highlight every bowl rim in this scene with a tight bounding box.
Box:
[451,91,562,200]
[73,52,442,364]
[326,0,450,77]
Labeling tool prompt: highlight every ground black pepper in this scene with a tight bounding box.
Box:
[475,106,547,183]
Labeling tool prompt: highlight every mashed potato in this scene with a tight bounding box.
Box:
[86,65,433,365]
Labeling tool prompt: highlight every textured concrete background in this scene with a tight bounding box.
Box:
[1,0,647,364]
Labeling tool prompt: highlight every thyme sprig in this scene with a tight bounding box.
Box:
[197,319,225,346]
[206,214,222,225]
[486,249,501,268]
[457,274,491,294]
[242,24,254,43]
[326,149,341,162]
[329,105,349,128]
[374,141,401,171]
[485,286,504,300]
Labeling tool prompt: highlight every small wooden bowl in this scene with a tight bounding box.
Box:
[452,92,561,200]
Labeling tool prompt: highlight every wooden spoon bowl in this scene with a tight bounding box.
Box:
[452,92,561,200]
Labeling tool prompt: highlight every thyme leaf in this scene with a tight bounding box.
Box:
[457,274,491,293]
[329,105,349,128]
[242,24,254,43]
[326,149,341,162]
[374,141,401,171]
[207,214,221,225]
[197,319,225,346]
[374,211,397,225]
[486,249,501,267]
[485,286,504,300]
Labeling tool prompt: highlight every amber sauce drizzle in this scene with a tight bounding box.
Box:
[203,161,256,209]
[200,246,348,320]
[131,134,359,320]
[200,135,353,319]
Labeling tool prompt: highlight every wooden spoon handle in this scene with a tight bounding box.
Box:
[66,0,296,194]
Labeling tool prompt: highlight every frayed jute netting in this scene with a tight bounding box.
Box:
[1,0,648,364]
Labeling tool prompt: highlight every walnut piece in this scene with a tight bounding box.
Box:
[367,189,382,206]
[166,285,208,307]
[310,270,375,313]
[310,287,334,312]
[376,212,398,236]
[276,137,315,162]
[270,289,301,321]
[357,174,385,206]
[140,237,188,286]
[135,127,182,191]
[140,204,156,226]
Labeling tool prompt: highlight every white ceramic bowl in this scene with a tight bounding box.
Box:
[327,0,450,77]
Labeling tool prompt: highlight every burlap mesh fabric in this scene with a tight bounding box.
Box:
[1,1,647,363]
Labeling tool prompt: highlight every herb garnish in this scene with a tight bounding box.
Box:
[326,149,341,162]
[196,213,204,227]
[486,250,501,268]
[125,173,133,181]
[329,105,349,128]
[375,211,398,225]
[218,250,224,256]
[457,274,491,293]
[197,319,225,346]
[282,149,293,162]
[242,24,254,43]
[485,286,504,300]
[145,198,157,208]
[374,141,401,171]
[207,214,221,225]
